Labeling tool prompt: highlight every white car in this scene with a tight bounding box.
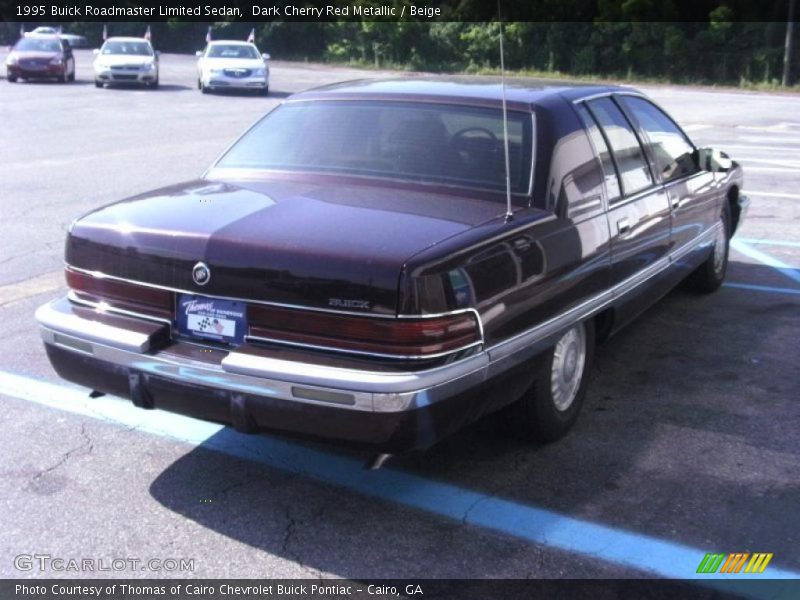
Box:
[93,37,159,89]
[196,41,270,95]
[28,27,88,48]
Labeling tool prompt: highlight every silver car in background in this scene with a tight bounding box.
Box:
[196,41,270,95]
[93,37,159,89]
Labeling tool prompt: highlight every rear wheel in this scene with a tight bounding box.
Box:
[688,203,730,293]
[506,320,595,443]
[8,76,17,83]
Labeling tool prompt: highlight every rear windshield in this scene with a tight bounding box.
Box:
[216,101,533,193]
[102,41,153,56]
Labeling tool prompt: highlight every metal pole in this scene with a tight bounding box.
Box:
[783,0,796,86]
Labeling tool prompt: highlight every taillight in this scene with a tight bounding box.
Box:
[248,304,480,358]
[66,267,172,319]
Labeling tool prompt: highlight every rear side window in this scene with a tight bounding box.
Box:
[586,97,653,197]
[544,123,607,219]
[575,104,621,202]
[619,96,697,183]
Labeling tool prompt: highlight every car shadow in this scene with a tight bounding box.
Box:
[96,83,192,92]
[148,259,800,578]
[201,88,291,99]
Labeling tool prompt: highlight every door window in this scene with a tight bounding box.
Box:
[586,97,653,197]
[620,96,697,182]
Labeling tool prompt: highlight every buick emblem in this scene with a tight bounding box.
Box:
[192,262,211,286]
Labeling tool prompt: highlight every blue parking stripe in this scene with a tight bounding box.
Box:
[724,282,800,296]
[1,369,799,595]
[737,238,800,249]
[730,240,800,286]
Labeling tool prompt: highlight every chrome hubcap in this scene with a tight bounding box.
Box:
[713,218,727,277]
[551,324,587,412]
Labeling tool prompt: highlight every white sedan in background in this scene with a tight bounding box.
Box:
[93,37,159,89]
[196,41,270,95]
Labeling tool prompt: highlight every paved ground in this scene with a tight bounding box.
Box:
[0,50,798,584]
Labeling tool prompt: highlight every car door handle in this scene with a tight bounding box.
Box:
[617,217,630,234]
[671,197,683,210]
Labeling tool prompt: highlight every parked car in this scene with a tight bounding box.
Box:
[28,27,88,48]
[93,37,159,89]
[36,80,748,456]
[196,40,270,94]
[6,35,75,83]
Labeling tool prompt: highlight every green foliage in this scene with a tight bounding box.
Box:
[3,7,795,87]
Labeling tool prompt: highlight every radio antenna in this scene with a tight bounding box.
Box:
[497,1,513,222]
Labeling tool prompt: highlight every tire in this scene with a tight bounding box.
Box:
[505,320,595,443]
[262,85,269,96]
[197,78,202,91]
[688,202,730,293]
[94,79,102,88]
[147,77,159,90]
[201,82,209,94]
[8,76,17,83]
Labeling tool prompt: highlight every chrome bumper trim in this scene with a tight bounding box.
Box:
[36,297,489,413]
[35,299,159,353]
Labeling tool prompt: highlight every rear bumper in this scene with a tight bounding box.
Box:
[35,297,490,452]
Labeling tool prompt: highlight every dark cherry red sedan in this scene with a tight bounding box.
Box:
[6,35,76,83]
[36,79,748,457]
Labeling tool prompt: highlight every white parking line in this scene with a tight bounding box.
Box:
[682,124,712,132]
[737,158,800,169]
[723,144,800,152]
[746,191,800,200]
[740,167,800,173]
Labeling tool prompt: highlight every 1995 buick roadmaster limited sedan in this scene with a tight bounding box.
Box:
[36,80,748,457]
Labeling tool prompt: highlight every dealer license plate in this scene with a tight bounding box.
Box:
[176,294,247,345]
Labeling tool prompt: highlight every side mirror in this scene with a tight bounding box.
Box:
[92,48,100,55]
[696,147,733,173]
[262,53,271,60]
[195,50,203,57]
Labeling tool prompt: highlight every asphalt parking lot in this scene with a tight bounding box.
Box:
[0,50,798,585]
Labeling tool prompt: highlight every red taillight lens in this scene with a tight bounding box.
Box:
[248,304,480,358]
[65,267,172,319]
